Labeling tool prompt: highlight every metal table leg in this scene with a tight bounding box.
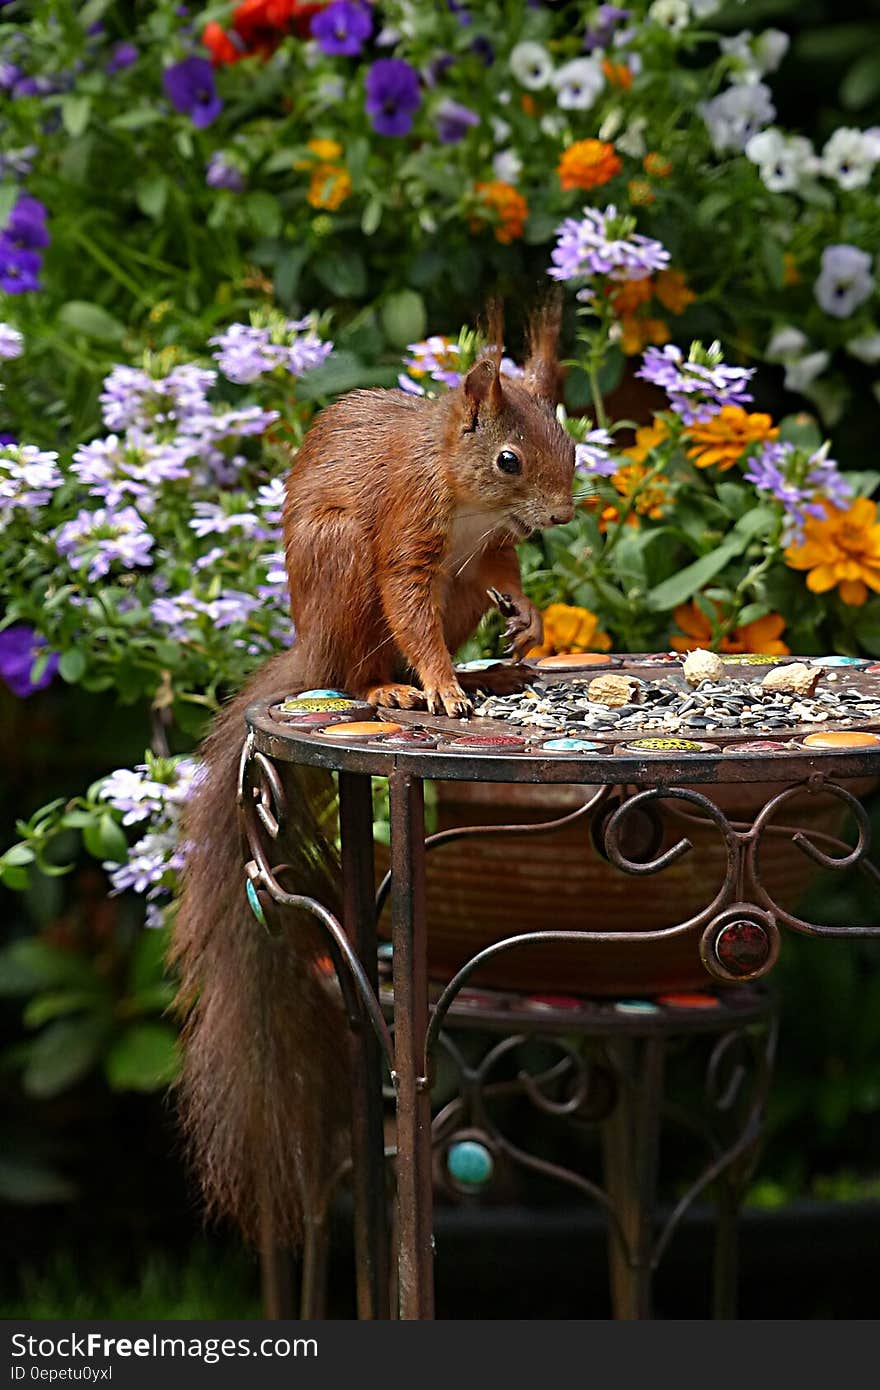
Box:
[388,770,435,1320]
[338,769,390,1320]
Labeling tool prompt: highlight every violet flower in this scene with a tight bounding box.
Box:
[206,152,245,192]
[54,506,155,582]
[435,98,479,144]
[107,42,138,74]
[548,205,669,284]
[0,323,23,359]
[311,1,373,57]
[0,626,59,698]
[365,59,421,137]
[163,57,223,128]
[744,440,852,544]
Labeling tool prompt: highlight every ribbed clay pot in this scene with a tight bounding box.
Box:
[376,777,869,996]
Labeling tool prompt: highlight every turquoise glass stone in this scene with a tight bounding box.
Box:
[297,688,349,697]
[377,942,394,961]
[614,1000,661,1016]
[246,879,266,926]
[813,656,867,667]
[447,1139,494,1188]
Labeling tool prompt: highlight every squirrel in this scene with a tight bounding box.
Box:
[171,301,576,1247]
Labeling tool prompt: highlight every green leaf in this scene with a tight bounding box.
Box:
[61,95,92,138]
[761,238,786,290]
[128,926,170,995]
[245,191,282,238]
[57,301,126,343]
[2,844,35,867]
[841,50,880,109]
[82,814,129,864]
[24,990,100,1028]
[380,289,426,349]
[58,648,87,683]
[0,940,96,996]
[22,1018,108,1098]
[646,536,747,612]
[313,247,367,298]
[361,197,382,236]
[0,182,18,227]
[110,107,163,131]
[104,1022,179,1092]
[778,413,823,451]
[135,175,169,220]
[0,1156,76,1205]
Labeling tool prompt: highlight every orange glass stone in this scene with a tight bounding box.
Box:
[802,730,880,749]
[656,992,721,1010]
[536,652,613,667]
[320,720,403,739]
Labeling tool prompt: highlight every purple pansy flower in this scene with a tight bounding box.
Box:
[163,57,222,128]
[4,195,50,251]
[365,58,421,137]
[0,247,41,294]
[107,42,138,74]
[311,1,373,57]
[584,5,630,52]
[0,626,59,698]
[435,98,479,144]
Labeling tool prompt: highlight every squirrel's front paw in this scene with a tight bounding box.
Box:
[366,683,426,710]
[424,679,472,719]
[503,595,543,658]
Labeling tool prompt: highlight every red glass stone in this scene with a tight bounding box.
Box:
[715,919,770,975]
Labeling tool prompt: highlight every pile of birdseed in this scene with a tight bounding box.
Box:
[474,676,880,738]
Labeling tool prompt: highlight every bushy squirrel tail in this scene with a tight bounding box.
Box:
[170,648,349,1246]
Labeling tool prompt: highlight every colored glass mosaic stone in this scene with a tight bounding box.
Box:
[246,879,266,926]
[542,737,606,751]
[802,730,880,749]
[714,919,771,975]
[447,1140,494,1188]
[319,720,403,739]
[624,737,715,752]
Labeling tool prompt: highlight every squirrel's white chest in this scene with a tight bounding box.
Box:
[445,509,501,578]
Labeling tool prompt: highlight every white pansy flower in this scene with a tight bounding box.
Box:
[784,351,831,392]
[700,82,776,153]
[766,326,808,362]
[648,0,689,33]
[814,244,875,318]
[690,0,722,14]
[746,128,817,192]
[598,108,624,142]
[616,115,647,158]
[493,149,522,184]
[491,116,511,144]
[540,114,566,138]
[846,331,880,365]
[821,128,879,191]
[552,57,604,111]
[509,41,554,90]
[754,29,789,74]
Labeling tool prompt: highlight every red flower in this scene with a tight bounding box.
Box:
[203,1,326,66]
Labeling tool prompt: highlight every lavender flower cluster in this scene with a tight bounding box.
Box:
[744,440,853,544]
[637,342,755,425]
[209,318,333,385]
[100,757,200,927]
[548,206,670,289]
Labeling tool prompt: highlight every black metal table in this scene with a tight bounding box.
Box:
[240,654,880,1320]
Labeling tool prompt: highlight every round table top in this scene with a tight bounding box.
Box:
[245,653,880,785]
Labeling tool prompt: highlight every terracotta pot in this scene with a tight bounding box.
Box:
[376,777,871,997]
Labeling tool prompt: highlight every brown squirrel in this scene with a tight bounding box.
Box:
[171,302,575,1246]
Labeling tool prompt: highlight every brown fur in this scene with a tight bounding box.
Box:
[172,306,575,1245]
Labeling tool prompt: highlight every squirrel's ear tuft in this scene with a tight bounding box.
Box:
[523,291,563,403]
[461,357,503,431]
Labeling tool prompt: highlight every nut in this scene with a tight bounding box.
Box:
[682,648,725,686]
[587,673,638,707]
[760,662,820,696]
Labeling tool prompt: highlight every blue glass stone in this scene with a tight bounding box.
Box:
[377,942,394,961]
[297,688,350,697]
[456,659,502,671]
[447,1139,494,1188]
[614,1000,661,1016]
[812,656,868,668]
[543,737,604,752]
[246,879,266,926]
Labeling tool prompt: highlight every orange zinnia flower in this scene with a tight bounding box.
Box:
[654,269,696,314]
[473,181,529,243]
[619,315,668,356]
[672,603,791,655]
[623,418,669,464]
[684,406,778,472]
[558,139,622,192]
[296,140,352,211]
[784,498,880,606]
[527,603,612,658]
[627,178,655,206]
[602,58,633,89]
[608,276,654,316]
[643,152,672,178]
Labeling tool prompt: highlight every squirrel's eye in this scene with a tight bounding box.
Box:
[496,449,522,475]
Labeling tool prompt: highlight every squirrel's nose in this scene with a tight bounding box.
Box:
[548,503,574,526]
